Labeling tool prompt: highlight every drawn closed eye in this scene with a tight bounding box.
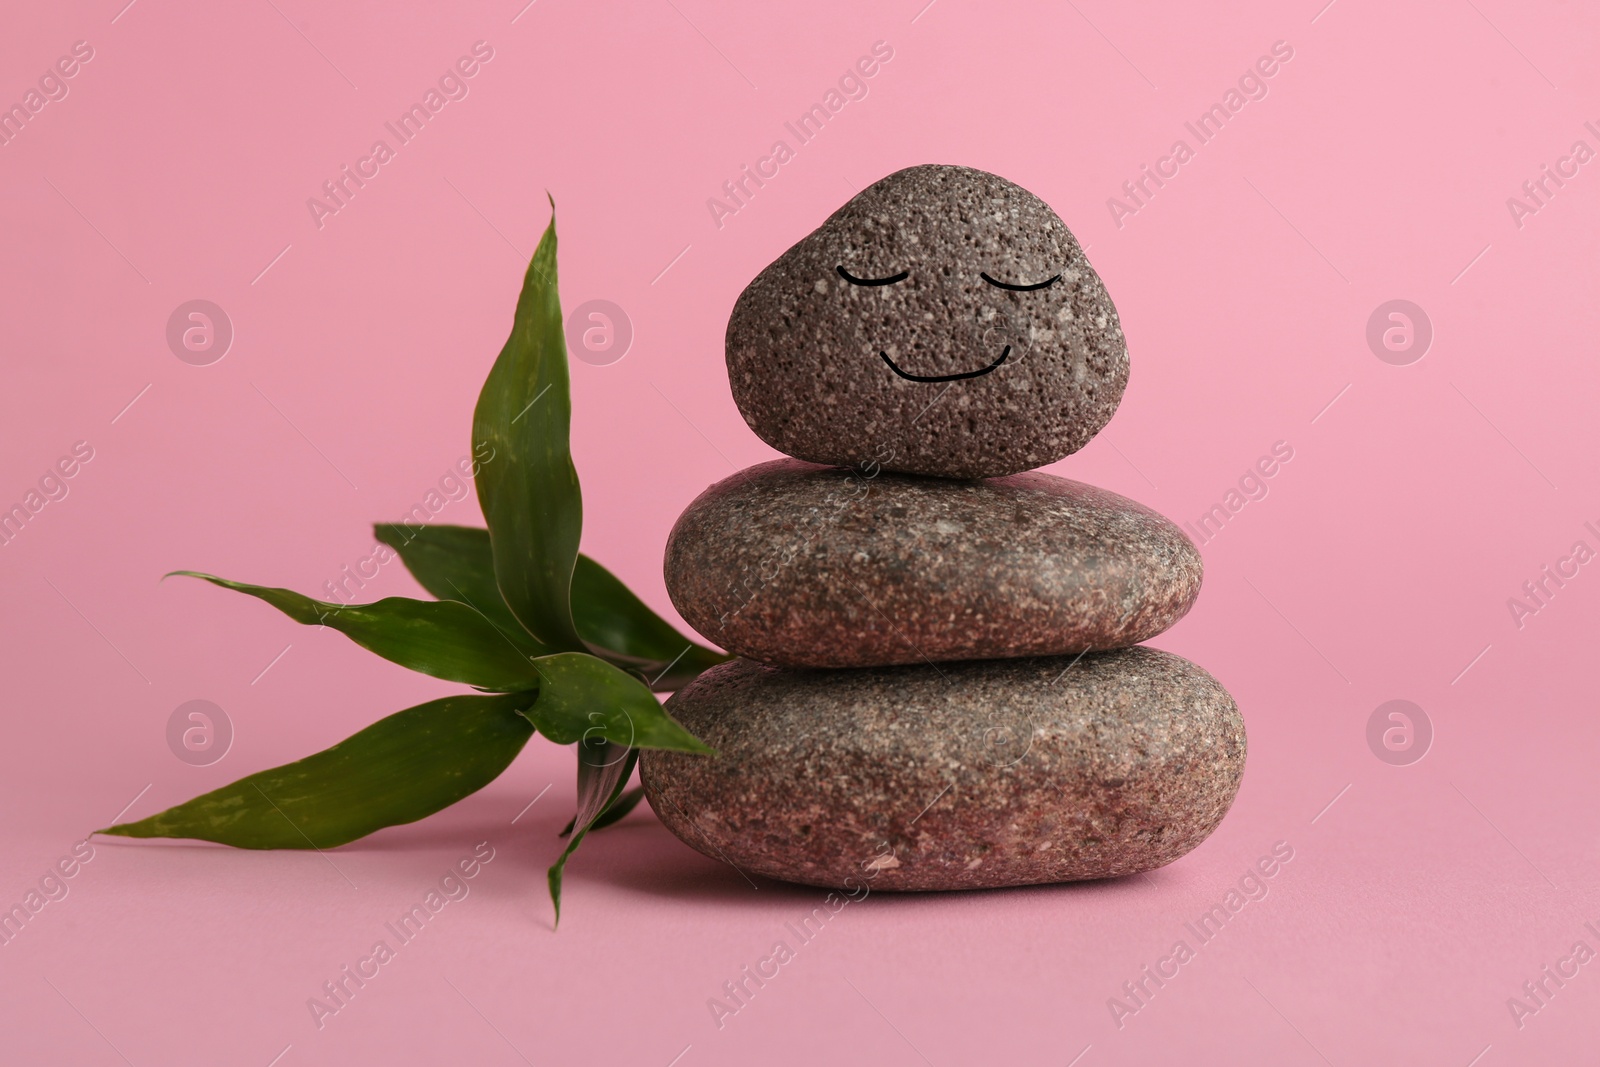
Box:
[980,271,1060,292]
[836,266,909,287]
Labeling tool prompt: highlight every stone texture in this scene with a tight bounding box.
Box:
[665,459,1202,668]
[726,164,1129,480]
[641,647,1244,891]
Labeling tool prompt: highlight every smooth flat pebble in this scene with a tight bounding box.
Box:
[665,459,1203,668]
[641,647,1244,891]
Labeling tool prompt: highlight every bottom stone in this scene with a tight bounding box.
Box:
[641,647,1245,891]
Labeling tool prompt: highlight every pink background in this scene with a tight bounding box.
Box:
[3,1,1598,1063]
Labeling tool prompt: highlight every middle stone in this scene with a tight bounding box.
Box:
[665,459,1202,669]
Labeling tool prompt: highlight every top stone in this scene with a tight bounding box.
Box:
[726,164,1129,480]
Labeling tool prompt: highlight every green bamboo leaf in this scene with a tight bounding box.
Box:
[559,785,644,838]
[572,556,731,689]
[472,204,586,653]
[520,652,711,754]
[100,693,535,848]
[548,740,638,926]
[372,524,550,659]
[170,572,541,692]
[374,524,729,690]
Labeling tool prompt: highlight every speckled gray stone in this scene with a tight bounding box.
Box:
[641,647,1244,891]
[725,164,1128,480]
[664,459,1201,668]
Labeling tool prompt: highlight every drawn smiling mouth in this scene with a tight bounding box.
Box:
[880,345,1011,383]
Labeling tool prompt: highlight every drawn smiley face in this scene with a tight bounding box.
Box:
[833,264,1063,383]
[726,164,1128,479]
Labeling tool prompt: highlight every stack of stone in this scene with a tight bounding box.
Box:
[641,165,1244,891]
